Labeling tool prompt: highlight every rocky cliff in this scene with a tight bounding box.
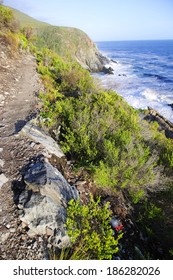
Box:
[35,26,109,72]
[12,8,109,72]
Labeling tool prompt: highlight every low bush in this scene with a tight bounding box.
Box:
[64,195,122,260]
[0,5,19,32]
[3,31,20,53]
[36,47,160,201]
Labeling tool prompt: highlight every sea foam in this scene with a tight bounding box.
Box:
[95,41,173,123]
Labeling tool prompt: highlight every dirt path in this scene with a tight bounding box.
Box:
[0,48,47,259]
[0,53,38,135]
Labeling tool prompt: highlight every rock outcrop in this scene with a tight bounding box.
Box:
[15,121,79,248]
[102,66,114,74]
[16,156,78,248]
[75,44,109,72]
[19,120,64,159]
[144,107,173,139]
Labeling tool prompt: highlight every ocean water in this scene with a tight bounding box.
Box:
[95,40,173,122]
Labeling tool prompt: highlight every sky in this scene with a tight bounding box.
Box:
[3,0,173,41]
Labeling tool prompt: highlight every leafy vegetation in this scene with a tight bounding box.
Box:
[35,45,173,258]
[0,4,17,31]
[36,47,160,201]
[35,25,95,60]
[63,196,122,260]
[0,4,32,54]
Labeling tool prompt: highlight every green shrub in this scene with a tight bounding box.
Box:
[160,138,173,168]
[37,49,158,198]
[21,25,34,40]
[3,31,20,53]
[0,5,13,29]
[51,90,156,196]
[137,201,164,234]
[65,195,122,260]
[18,33,29,50]
[0,6,31,54]
[0,5,19,32]
[141,119,173,172]
[36,47,95,97]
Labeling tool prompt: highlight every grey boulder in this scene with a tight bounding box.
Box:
[18,158,78,248]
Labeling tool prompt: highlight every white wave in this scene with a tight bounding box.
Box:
[98,74,173,122]
[94,60,173,123]
[141,89,159,101]
[96,41,173,123]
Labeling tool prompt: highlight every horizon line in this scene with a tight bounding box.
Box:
[95,38,173,42]
[94,39,173,42]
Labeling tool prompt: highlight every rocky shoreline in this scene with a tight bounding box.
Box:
[145,107,173,139]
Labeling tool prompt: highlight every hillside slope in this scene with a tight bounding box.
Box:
[11,7,50,28]
[11,7,108,71]
[35,25,108,72]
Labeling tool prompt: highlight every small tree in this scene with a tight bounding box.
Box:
[22,26,34,40]
[65,195,122,260]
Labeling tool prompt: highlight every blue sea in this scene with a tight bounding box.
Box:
[95,40,173,122]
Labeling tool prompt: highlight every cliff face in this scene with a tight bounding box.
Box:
[35,26,109,72]
[12,8,108,72]
[74,35,109,72]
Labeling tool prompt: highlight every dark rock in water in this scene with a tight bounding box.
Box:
[118,74,127,77]
[168,103,173,110]
[102,66,114,75]
[111,59,118,64]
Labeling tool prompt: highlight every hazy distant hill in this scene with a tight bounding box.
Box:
[11,7,50,28]
[11,7,107,71]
